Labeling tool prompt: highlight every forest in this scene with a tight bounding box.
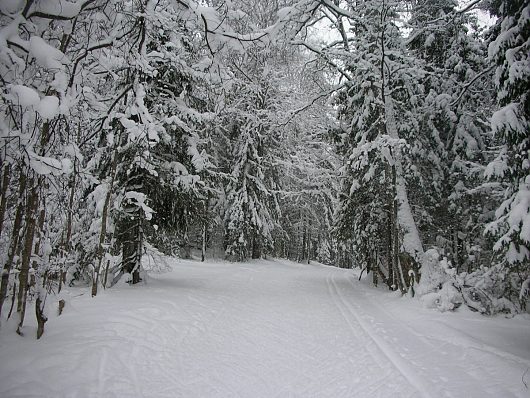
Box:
[0,0,529,341]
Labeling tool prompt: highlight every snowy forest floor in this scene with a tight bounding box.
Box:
[1,258,530,398]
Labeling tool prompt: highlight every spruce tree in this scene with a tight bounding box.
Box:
[485,0,530,307]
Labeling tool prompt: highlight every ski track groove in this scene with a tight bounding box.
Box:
[326,271,433,398]
[338,272,523,398]
[345,275,530,370]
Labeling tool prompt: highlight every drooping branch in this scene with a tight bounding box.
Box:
[26,0,96,21]
[68,39,115,88]
[292,41,353,82]
[450,65,495,107]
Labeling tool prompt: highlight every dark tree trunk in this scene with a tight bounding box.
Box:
[92,149,118,297]
[59,162,77,293]
[386,205,394,290]
[31,202,46,287]
[0,173,26,318]
[0,164,10,238]
[121,208,142,284]
[251,230,261,259]
[35,291,47,339]
[201,223,207,262]
[17,179,39,335]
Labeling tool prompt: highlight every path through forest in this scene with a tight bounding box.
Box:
[1,259,529,397]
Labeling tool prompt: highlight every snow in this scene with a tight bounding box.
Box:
[29,36,69,70]
[37,96,60,120]
[491,103,529,135]
[0,0,24,14]
[8,84,40,107]
[124,191,154,221]
[1,259,529,398]
[31,0,83,19]
[29,152,64,176]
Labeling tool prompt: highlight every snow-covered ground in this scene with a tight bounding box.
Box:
[1,258,529,398]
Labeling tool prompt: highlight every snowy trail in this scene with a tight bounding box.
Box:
[1,259,529,398]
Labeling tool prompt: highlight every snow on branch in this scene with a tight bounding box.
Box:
[291,40,352,82]
[26,0,96,20]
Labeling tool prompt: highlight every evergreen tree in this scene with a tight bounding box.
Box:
[327,0,425,291]
[407,0,495,272]
[485,0,530,308]
[222,72,282,261]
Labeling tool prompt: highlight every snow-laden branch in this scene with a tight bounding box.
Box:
[291,40,352,82]
[275,83,346,127]
[450,65,495,107]
[68,38,115,88]
[26,0,96,21]
[320,0,355,19]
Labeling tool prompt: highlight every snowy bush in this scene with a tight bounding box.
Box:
[142,243,173,274]
[459,265,526,315]
[417,249,528,314]
[417,249,463,312]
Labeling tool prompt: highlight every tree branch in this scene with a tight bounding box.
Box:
[450,65,494,107]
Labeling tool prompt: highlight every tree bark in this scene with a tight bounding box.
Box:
[0,164,11,238]
[35,290,47,339]
[92,180,113,297]
[30,201,46,287]
[251,229,261,259]
[386,203,394,290]
[59,161,77,293]
[0,172,26,319]
[16,178,39,335]
[201,223,207,262]
[92,149,118,297]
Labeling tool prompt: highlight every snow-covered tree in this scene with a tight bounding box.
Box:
[309,0,426,292]
[407,0,495,272]
[221,71,282,261]
[0,0,98,335]
[484,0,530,309]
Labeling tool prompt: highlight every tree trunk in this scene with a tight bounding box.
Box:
[7,282,16,320]
[307,219,312,264]
[30,202,46,288]
[0,164,11,238]
[122,209,142,284]
[16,178,39,335]
[386,204,394,290]
[384,96,424,267]
[201,222,207,262]
[102,259,111,289]
[251,229,261,259]
[182,219,191,259]
[92,150,118,297]
[391,164,407,292]
[92,182,112,297]
[301,212,308,263]
[59,162,77,293]
[0,173,26,318]
[35,290,47,339]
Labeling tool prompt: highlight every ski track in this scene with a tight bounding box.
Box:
[331,270,529,398]
[0,259,529,398]
[326,272,433,398]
